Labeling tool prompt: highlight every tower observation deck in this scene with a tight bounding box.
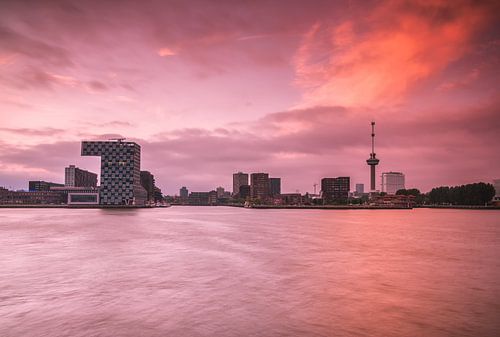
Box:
[366,122,380,191]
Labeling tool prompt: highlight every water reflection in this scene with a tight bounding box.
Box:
[0,208,499,336]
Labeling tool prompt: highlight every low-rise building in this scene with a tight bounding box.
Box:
[29,181,64,192]
[371,194,415,208]
[67,192,99,205]
[0,188,65,204]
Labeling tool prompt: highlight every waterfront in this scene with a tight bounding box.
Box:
[1,208,499,337]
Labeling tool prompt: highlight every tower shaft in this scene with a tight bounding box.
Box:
[366,121,380,192]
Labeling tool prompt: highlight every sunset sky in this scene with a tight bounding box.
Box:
[1,0,499,194]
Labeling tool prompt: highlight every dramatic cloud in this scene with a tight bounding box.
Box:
[293,0,497,108]
[0,0,499,194]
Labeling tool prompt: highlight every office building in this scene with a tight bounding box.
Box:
[381,172,405,195]
[269,178,281,196]
[180,186,189,199]
[238,185,250,199]
[65,165,97,187]
[321,177,350,203]
[140,171,155,202]
[250,173,270,200]
[355,183,364,195]
[81,140,147,206]
[233,172,249,196]
[29,181,64,192]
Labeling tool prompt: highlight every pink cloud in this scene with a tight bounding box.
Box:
[293,0,496,108]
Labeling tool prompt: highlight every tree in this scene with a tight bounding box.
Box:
[428,182,495,205]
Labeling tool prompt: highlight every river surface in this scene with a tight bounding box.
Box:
[0,207,499,337]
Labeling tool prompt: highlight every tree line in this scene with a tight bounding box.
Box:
[396,182,496,206]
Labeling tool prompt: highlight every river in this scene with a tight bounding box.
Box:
[0,207,499,336]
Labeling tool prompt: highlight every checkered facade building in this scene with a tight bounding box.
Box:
[81,141,147,206]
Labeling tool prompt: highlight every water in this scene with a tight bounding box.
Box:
[0,207,499,337]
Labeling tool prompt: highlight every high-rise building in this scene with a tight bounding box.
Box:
[29,181,64,192]
[140,171,155,202]
[355,183,364,195]
[81,140,147,206]
[179,186,189,199]
[321,177,350,203]
[269,178,281,196]
[381,172,405,195]
[250,173,270,200]
[233,172,248,196]
[65,165,97,187]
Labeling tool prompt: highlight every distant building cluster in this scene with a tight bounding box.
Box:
[0,140,165,207]
[2,124,496,208]
[174,172,361,206]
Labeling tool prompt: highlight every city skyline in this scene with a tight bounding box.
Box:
[1,0,499,194]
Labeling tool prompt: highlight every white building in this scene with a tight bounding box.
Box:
[355,183,364,195]
[381,172,405,195]
[494,179,500,202]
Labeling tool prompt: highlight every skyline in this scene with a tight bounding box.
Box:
[1,0,499,194]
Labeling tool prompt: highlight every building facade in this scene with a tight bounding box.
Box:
[216,187,225,198]
[179,186,189,199]
[0,188,65,204]
[269,178,281,196]
[65,165,98,187]
[321,177,350,203]
[233,172,249,196]
[493,179,500,203]
[140,171,155,202]
[355,183,364,195]
[238,185,250,199]
[250,173,270,200]
[381,172,405,195]
[81,140,147,206]
[188,192,216,205]
[28,181,64,191]
[67,192,99,205]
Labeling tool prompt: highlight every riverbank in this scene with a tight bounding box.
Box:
[418,205,500,210]
[0,204,153,209]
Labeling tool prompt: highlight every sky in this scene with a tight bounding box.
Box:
[0,0,499,195]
